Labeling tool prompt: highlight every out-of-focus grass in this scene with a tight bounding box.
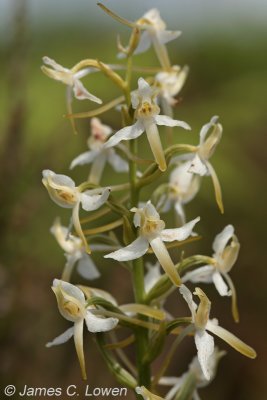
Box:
[0,25,266,400]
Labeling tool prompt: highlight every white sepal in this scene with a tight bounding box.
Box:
[85,309,118,333]
[104,236,149,262]
[46,327,74,348]
[161,217,200,242]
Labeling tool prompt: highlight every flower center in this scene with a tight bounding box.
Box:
[141,218,165,237]
[63,301,82,318]
[136,101,159,119]
[57,190,77,205]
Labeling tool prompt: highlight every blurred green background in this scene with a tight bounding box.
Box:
[0,0,266,399]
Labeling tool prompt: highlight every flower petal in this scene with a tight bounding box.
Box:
[179,284,197,320]
[77,253,100,280]
[88,287,118,306]
[206,161,224,214]
[222,272,239,323]
[144,120,166,171]
[144,200,161,220]
[212,271,231,297]
[133,31,152,55]
[161,216,200,242]
[53,279,85,304]
[80,188,110,211]
[195,330,214,380]
[62,254,81,282]
[199,116,219,145]
[42,170,75,188]
[182,265,214,284]
[104,121,144,149]
[212,225,234,256]
[137,77,154,99]
[85,309,118,333]
[206,320,256,359]
[46,327,74,347]
[73,79,102,104]
[42,56,67,72]
[157,30,181,45]
[51,218,81,253]
[70,150,98,170]
[104,236,149,261]
[107,149,128,172]
[74,319,87,380]
[88,153,107,185]
[188,155,208,176]
[154,115,191,130]
[149,236,181,286]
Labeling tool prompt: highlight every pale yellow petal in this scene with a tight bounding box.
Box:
[206,321,256,359]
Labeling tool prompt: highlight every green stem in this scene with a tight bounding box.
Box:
[123,54,151,393]
[129,140,139,208]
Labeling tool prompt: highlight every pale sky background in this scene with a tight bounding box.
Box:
[1,0,267,43]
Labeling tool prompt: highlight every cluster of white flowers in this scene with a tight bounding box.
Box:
[41,4,256,398]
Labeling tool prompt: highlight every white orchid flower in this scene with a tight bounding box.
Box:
[155,65,189,117]
[135,386,164,400]
[188,116,223,213]
[41,56,102,104]
[104,78,190,171]
[104,201,200,286]
[51,218,100,282]
[70,118,128,184]
[182,225,240,322]
[160,349,225,400]
[41,56,102,134]
[179,285,256,380]
[42,170,110,253]
[134,9,181,69]
[46,280,118,380]
[160,161,201,224]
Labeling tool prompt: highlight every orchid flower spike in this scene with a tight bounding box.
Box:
[41,56,102,104]
[135,386,164,400]
[179,285,256,380]
[134,9,181,69]
[70,118,128,184]
[189,116,224,213]
[104,201,200,286]
[104,78,190,171]
[160,348,225,400]
[182,225,240,322]
[46,280,118,380]
[51,218,100,282]
[161,161,201,224]
[155,65,189,117]
[42,170,110,253]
